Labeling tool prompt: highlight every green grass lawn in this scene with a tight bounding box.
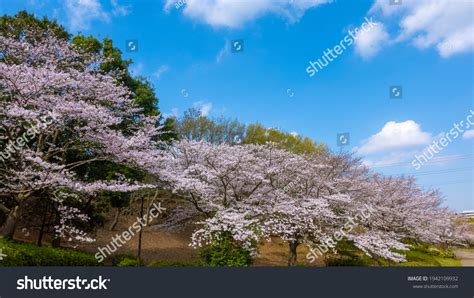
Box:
[327,240,461,267]
[395,241,461,267]
[395,249,461,267]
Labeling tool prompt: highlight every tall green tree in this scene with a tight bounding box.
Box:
[172,109,325,155]
[0,10,70,41]
[0,11,173,244]
[244,123,325,155]
[174,108,245,144]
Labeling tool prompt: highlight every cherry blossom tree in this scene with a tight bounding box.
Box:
[160,141,314,254]
[160,140,281,248]
[346,174,465,262]
[0,28,165,240]
[260,152,369,265]
[160,140,462,265]
[160,141,361,264]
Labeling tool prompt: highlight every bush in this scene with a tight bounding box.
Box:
[428,247,442,256]
[326,256,373,266]
[199,234,253,267]
[148,260,202,267]
[440,248,455,258]
[116,257,141,267]
[112,254,141,267]
[0,239,99,266]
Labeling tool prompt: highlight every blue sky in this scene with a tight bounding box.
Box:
[1,0,473,211]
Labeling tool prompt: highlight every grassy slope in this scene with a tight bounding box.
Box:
[327,240,461,267]
[396,249,461,267]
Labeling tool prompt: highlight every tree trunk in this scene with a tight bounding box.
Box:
[0,205,20,239]
[0,203,10,226]
[288,241,299,266]
[37,205,49,246]
[137,196,144,264]
[51,205,61,248]
[51,236,61,248]
[109,207,121,231]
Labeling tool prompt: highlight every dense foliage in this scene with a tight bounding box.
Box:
[0,15,166,243]
[199,233,253,266]
[172,108,324,155]
[0,239,99,266]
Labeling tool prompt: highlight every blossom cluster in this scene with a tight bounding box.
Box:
[0,28,166,242]
[159,140,465,262]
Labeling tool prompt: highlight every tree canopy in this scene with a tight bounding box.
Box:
[172,108,325,156]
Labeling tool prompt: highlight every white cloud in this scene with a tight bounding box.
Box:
[164,107,179,119]
[111,0,130,16]
[153,65,170,79]
[65,0,110,30]
[463,130,474,140]
[357,120,432,154]
[362,151,416,168]
[354,22,389,59]
[27,0,51,7]
[193,101,213,116]
[172,108,179,117]
[164,0,332,28]
[363,152,466,170]
[64,0,130,30]
[369,0,474,58]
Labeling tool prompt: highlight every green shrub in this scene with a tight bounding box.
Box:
[199,234,253,267]
[326,256,372,266]
[334,239,360,256]
[112,254,141,266]
[428,247,442,256]
[439,247,455,258]
[0,239,99,266]
[116,257,141,267]
[147,260,202,267]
